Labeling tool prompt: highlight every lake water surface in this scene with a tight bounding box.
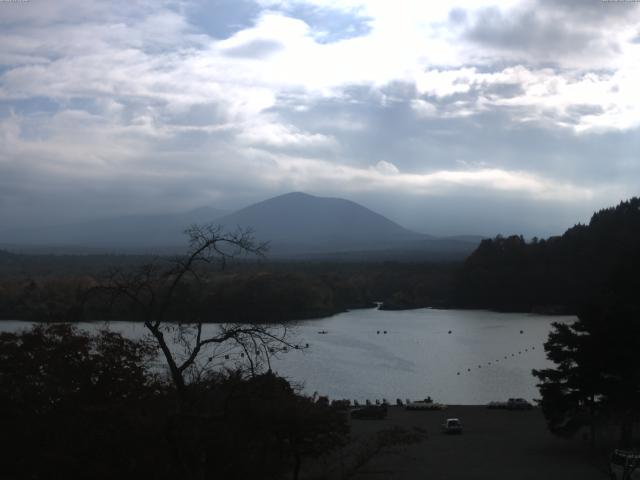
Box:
[1,308,573,404]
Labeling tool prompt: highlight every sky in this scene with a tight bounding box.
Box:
[1,0,639,237]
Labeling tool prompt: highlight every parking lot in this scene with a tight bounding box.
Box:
[346,405,606,480]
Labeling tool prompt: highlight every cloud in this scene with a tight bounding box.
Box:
[262,154,594,202]
[236,120,336,148]
[0,0,638,235]
[374,160,400,175]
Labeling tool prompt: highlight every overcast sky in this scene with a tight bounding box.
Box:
[1,0,639,236]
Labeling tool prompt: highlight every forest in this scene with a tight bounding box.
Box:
[1,198,640,323]
[454,197,640,313]
[0,253,457,323]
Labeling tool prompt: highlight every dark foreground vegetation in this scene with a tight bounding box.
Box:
[0,324,349,480]
[534,302,640,449]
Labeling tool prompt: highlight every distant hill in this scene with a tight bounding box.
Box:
[0,207,226,252]
[454,197,640,313]
[0,192,482,260]
[216,192,424,252]
[214,192,481,259]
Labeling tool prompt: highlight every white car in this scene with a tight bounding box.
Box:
[442,418,463,434]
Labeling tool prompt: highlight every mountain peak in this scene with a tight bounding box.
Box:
[216,192,424,254]
[277,191,315,199]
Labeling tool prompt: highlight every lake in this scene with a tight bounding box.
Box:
[0,308,572,405]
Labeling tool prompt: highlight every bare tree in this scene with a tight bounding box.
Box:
[87,224,302,397]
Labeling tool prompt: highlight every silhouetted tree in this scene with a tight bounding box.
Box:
[86,224,302,397]
[533,302,640,448]
[0,324,166,479]
[456,197,640,313]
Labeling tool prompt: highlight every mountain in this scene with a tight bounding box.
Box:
[0,207,226,252]
[215,192,424,253]
[215,192,480,259]
[0,192,482,260]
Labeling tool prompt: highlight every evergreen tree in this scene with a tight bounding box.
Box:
[534,302,640,447]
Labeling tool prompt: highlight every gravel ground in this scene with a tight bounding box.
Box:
[343,406,607,480]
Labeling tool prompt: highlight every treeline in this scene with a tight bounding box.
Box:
[0,258,458,323]
[454,197,640,313]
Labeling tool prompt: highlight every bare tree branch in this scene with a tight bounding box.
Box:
[82,223,302,400]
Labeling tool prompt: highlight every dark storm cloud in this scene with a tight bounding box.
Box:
[536,0,640,21]
[267,79,640,188]
[464,6,615,60]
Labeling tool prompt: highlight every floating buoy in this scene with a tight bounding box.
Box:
[448,330,452,334]
[520,330,524,334]
[224,355,229,360]
[467,368,471,372]
[504,356,507,359]
[377,331,380,334]
[457,372,460,375]
[383,331,387,334]
[305,343,309,348]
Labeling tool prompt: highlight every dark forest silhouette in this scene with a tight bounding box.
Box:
[455,197,640,313]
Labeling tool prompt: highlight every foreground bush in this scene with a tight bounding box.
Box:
[0,325,348,480]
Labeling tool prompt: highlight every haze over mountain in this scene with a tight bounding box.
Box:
[216,192,424,251]
[0,192,481,259]
[0,207,227,252]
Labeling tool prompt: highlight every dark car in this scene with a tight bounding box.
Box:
[350,405,387,420]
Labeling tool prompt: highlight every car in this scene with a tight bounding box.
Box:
[442,418,463,434]
[610,450,640,480]
[350,405,387,420]
[507,398,533,410]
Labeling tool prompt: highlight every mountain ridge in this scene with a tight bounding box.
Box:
[0,192,481,259]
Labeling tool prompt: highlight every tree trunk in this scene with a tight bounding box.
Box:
[147,323,186,398]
